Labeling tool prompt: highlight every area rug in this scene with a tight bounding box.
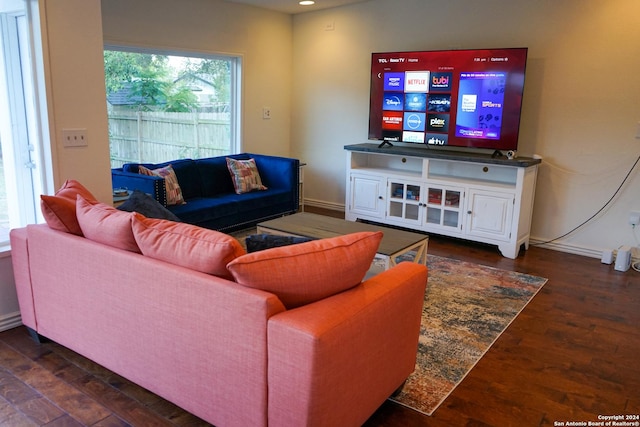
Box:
[390,254,547,415]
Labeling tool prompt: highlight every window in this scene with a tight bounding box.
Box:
[103,47,241,168]
[0,0,50,248]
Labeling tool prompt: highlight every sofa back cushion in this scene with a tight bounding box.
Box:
[76,196,140,253]
[131,214,245,279]
[195,157,236,197]
[227,231,383,309]
[40,179,98,236]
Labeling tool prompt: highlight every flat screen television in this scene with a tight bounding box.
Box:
[368,47,528,154]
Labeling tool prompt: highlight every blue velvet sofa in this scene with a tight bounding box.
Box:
[111,153,299,231]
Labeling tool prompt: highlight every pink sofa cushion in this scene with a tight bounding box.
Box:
[227,231,383,309]
[76,196,140,253]
[131,214,246,279]
[40,179,98,235]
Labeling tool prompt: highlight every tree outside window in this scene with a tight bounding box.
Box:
[104,49,239,167]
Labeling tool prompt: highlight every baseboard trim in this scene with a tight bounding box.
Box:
[529,238,602,259]
[0,311,22,332]
[303,198,345,213]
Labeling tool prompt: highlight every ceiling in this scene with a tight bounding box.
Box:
[224,0,369,14]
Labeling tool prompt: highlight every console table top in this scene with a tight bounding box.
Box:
[344,143,541,168]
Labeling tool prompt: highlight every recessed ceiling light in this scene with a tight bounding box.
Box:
[299,1,315,5]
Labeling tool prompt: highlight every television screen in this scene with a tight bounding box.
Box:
[368,48,528,152]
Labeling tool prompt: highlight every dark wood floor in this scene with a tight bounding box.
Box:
[1,207,639,426]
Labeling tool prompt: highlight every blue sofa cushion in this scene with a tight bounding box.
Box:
[195,157,236,196]
[222,188,291,209]
[169,196,238,225]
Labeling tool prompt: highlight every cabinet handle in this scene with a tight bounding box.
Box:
[467,210,472,214]
[378,196,384,199]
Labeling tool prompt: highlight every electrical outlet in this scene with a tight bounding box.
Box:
[262,108,271,120]
[62,128,88,147]
[629,211,640,226]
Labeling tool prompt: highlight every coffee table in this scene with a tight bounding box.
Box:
[257,212,428,272]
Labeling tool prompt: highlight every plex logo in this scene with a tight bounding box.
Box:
[430,117,445,127]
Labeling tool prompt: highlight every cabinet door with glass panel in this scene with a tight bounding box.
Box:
[386,180,424,226]
[424,185,464,234]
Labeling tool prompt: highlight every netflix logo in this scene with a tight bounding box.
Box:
[404,71,430,93]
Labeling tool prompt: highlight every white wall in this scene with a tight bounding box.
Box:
[291,0,640,257]
[42,0,113,202]
[101,0,293,157]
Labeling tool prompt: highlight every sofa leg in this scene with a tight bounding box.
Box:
[26,327,49,344]
[391,380,407,398]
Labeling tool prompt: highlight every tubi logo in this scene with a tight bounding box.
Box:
[429,72,452,92]
[432,75,449,86]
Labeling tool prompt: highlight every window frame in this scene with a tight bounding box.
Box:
[103,44,243,163]
[0,0,53,251]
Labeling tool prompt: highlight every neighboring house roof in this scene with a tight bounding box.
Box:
[106,82,164,106]
[107,74,216,106]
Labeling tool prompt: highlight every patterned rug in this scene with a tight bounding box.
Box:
[390,254,547,415]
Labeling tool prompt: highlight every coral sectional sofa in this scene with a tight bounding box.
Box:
[12,181,428,427]
[111,153,299,231]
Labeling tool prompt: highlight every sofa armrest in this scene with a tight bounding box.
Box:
[9,227,37,330]
[267,262,427,427]
[248,154,300,210]
[111,169,167,207]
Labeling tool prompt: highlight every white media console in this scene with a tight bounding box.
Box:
[344,143,541,258]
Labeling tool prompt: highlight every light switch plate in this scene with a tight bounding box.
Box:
[62,128,88,147]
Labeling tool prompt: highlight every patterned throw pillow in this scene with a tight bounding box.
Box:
[226,157,267,194]
[138,164,185,206]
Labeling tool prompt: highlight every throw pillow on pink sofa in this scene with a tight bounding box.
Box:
[76,195,140,253]
[40,179,98,235]
[227,231,383,309]
[131,214,245,280]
